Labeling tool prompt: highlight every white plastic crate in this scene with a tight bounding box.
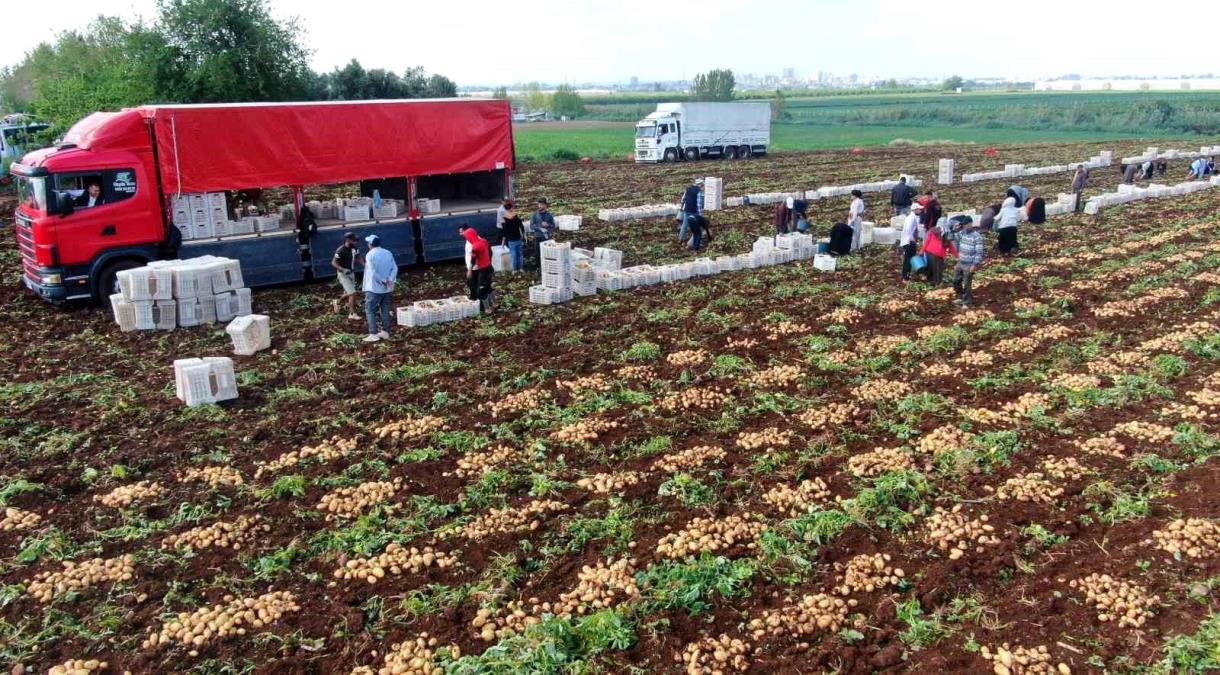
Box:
[541,257,571,275]
[716,256,739,272]
[595,271,624,291]
[226,314,271,355]
[229,219,255,236]
[814,254,837,272]
[555,215,582,231]
[214,291,242,323]
[152,300,177,330]
[660,265,679,282]
[174,357,239,407]
[736,253,756,269]
[491,245,512,272]
[541,271,571,290]
[198,294,217,324]
[872,227,897,246]
[373,202,399,219]
[118,268,173,302]
[110,294,137,332]
[344,205,370,221]
[208,259,244,293]
[573,281,597,296]
[593,247,622,270]
[541,240,571,260]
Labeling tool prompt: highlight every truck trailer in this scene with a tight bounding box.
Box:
[11,98,515,303]
[634,102,770,163]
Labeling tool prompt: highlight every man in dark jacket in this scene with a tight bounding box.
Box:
[678,179,703,243]
[828,222,853,256]
[890,177,916,215]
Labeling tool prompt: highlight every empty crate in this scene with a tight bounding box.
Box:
[173,357,239,407]
[226,314,271,356]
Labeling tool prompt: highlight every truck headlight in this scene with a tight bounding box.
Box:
[41,273,63,285]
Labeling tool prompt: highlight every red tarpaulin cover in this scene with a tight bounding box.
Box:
[64,99,514,194]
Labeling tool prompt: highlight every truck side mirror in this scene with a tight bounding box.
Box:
[56,192,74,217]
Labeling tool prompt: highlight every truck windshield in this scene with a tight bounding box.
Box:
[635,125,656,138]
[16,174,47,212]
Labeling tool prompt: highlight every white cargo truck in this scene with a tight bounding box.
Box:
[634,102,770,163]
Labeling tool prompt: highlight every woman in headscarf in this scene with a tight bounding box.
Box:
[995,197,1021,256]
[921,216,957,286]
[461,224,496,313]
[1025,196,1046,225]
[848,190,866,251]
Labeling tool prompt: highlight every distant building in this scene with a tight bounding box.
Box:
[1035,78,1220,91]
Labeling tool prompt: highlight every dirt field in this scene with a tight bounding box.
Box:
[3,140,1220,673]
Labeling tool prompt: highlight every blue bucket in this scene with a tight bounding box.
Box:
[816,240,830,254]
[910,254,928,272]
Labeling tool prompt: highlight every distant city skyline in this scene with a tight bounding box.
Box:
[4,0,1219,87]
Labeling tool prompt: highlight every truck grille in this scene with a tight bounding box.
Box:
[14,214,39,279]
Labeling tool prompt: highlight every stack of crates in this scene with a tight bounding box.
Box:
[396,297,479,328]
[703,177,724,211]
[531,240,575,304]
[938,159,955,184]
[571,259,598,296]
[173,357,239,407]
[225,314,271,356]
[111,257,250,331]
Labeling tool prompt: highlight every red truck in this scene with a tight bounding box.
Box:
[10,98,515,303]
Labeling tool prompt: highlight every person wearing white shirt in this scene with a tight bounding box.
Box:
[995,197,1021,256]
[848,189,866,251]
[900,202,923,282]
[362,235,398,342]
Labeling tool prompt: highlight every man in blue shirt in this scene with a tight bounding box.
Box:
[678,178,703,243]
[362,235,398,343]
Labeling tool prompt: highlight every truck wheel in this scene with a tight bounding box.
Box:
[686,147,700,161]
[724,146,738,160]
[94,259,142,304]
[739,145,752,158]
[663,148,678,163]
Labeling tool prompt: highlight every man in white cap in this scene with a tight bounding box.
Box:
[900,201,923,282]
[362,234,398,342]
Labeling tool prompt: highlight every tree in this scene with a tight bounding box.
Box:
[154,0,313,102]
[692,69,735,101]
[524,82,549,112]
[492,86,509,100]
[771,89,786,121]
[942,75,964,91]
[549,84,584,119]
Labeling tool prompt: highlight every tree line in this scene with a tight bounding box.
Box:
[0,0,457,136]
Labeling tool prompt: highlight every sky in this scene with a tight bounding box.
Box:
[3,0,1219,86]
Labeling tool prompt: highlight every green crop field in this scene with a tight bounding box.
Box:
[514,90,1220,162]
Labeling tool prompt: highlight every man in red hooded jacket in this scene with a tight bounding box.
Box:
[460,224,496,313]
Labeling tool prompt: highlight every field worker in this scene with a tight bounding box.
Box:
[1156,160,1169,176]
[947,216,984,307]
[497,201,526,271]
[530,198,557,267]
[978,203,1000,233]
[775,199,792,235]
[1141,160,1154,180]
[899,202,923,282]
[688,213,711,251]
[921,216,957,286]
[1006,185,1029,206]
[791,197,810,232]
[461,224,496,313]
[495,197,512,226]
[331,232,363,320]
[890,176,916,216]
[848,189,866,250]
[362,234,397,343]
[1188,157,1210,180]
[1071,166,1089,212]
[1123,163,1138,184]
[1026,196,1047,225]
[678,179,703,243]
[918,191,942,232]
[828,221,854,256]
[995,197,1021,256]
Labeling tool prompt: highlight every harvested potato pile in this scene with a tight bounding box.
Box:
[351,633,448,675]
[748,593,851,638]
[1,506,41,532]
[659,386,729,412]
[451,444,526,478]
[1108,421,1175,444]
[922,505,1000,560]
[666,349,710,368]
[735,427,794,451]
[482,388,546,417]
[556,374,612,397]
[798,402,862,431]
[177,465,244,488]
[143,591,299,653]
[822,307,862,325]
[1050,374,1101,392]
[375,415,447,441]
[577,471,642,494]
[956,350,994,367]
[678,634,752,674]
[47,660,108,675]
[852,379,911,403]
[1003,393,1052,417]
[1076,436,1125,458]
[614,365,656,381]
[1069,573,1160,628]
[846,447,914,478]
[991,473,1064,503]
[1040,456,1090,481]
[442,500,568,540]
[333,544,457,585]
[980,643,1071,675]
[834,553,904,594]
[1146,518,1220,559]
[656,514,766,558]
[763,478,831,517]
[162,515,269,552]
[654,445,725,473]
[550,417,620,444]
[254,435,356,479]
[763,320,809,340]
[915,426,974,456]
[27,555,136,603]
[747,365,804,388]
[93,481,165,508]
[316,479,400,518]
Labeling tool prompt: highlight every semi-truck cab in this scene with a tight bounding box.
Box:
[12,99,515,304]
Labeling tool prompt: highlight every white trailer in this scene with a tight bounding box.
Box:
[634,102,770,163]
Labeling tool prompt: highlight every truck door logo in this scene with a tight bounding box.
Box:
[112,171,137,195]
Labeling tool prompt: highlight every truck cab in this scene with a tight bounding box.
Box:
[635,112,681,163]
[13,125,166,303]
